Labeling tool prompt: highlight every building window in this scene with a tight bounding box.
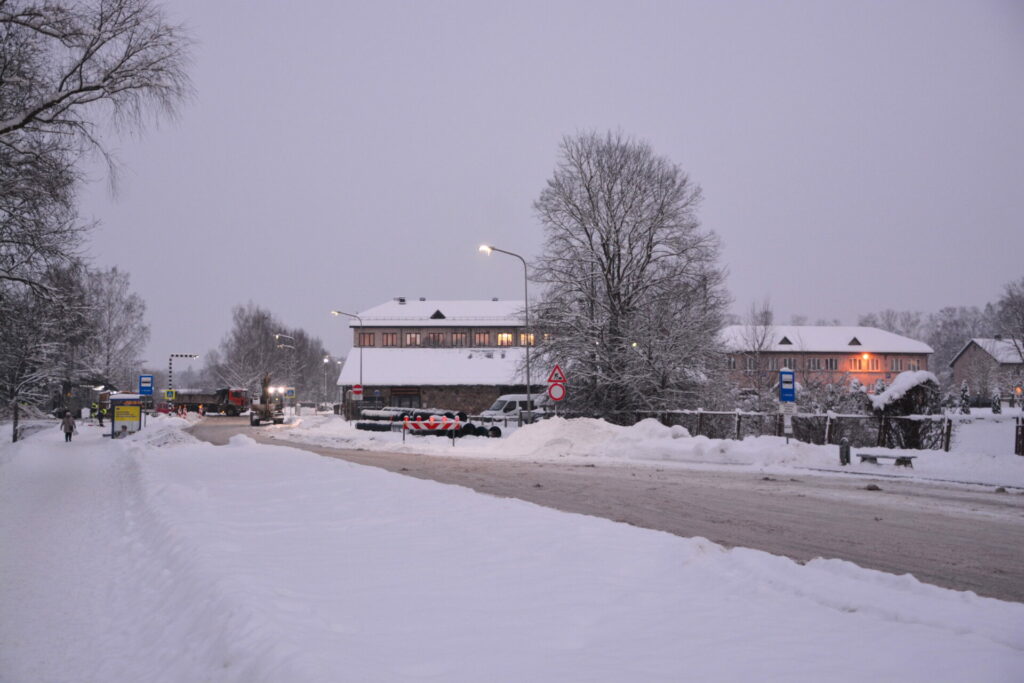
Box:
[405,332,421,347]
[425,332,445,347]
[519,332,535,346]
[825,358,838,371]
[451,332,468,347]
[890,358,902,372]
[473,331,490,346]
[870,358,879,371]
[727,356,737,370]
[767,357,779,371]
[850,358,861,371]
[358,332,375,347]
[745,356,757,371]
[382,332,398,347]
[496,332,513,347]
[806,358,821,371]
[782,357,797,370]
[908,359,919,371]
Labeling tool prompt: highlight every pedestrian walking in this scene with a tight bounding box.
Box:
[97,405,105,427]
[60,412,77,442]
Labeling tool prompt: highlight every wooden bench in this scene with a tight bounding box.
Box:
[857,452,916,468]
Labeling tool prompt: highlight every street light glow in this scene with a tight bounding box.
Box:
[479,244,493,254]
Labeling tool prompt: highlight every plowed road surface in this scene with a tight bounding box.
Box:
[190,418,1024,603]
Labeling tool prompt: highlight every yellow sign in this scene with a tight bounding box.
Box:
[114,406,141,422]
[164,389,176,400]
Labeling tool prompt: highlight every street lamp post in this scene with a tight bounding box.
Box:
[330,311,363,389]
[479,244,532,421]
[274,333,296,414]
[322,355,330,405]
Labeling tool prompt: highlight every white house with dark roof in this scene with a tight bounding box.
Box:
[336,298,531,412]
[949,338,1024,400]
[722,325,933,390]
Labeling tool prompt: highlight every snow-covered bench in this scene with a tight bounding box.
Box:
[857,452,916,468]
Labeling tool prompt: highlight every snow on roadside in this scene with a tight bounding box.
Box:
[2,417,1023,682]
[272,414,1024,489]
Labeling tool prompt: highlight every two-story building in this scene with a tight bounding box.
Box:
[722,325,933,392]
[336,297,531,412]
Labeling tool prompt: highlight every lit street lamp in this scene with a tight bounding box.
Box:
[479,244,532,421]
[322,355,330,404]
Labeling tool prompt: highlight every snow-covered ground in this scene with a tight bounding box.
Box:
[3,416,1024,682]
[272,410,1024,489]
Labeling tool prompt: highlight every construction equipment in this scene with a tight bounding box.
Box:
[249,375,285,426]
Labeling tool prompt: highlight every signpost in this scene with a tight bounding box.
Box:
[779,368,796,441]
[138,375,154,396]
[547,365,567,403]
[352,384,363,401]
[110,394,143,438]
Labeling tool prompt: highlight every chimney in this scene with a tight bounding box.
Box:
[396,297,406,305]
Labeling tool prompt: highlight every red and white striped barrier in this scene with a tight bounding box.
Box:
[403,415,461,432]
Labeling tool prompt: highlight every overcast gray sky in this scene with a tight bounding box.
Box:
[78,0,1024,371]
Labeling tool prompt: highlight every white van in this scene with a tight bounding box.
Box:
[479,394,548,420]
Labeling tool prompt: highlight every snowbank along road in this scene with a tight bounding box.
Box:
[190,417,1024,603]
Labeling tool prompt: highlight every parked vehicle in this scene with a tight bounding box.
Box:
[173,388,250,416]
[479,394,548,420]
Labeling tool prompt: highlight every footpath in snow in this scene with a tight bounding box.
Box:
[2,415,1023,682]
[271,410,1024,490]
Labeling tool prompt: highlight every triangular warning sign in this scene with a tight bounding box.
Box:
[547,365,567,383]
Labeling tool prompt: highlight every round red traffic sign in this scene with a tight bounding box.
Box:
[352,384,363,399]
[547,382,566,401]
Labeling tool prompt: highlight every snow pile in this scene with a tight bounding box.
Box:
[276,414,1024,488]
[3,424,1023,681]
[869,370,939,410]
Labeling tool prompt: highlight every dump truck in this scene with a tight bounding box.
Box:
[249,375,285,426]
[172,388,250,416]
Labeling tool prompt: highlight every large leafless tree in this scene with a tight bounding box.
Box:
[532,131,729,417]
[0,0,191,292]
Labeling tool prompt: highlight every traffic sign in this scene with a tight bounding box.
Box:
[547,365,567,383]
[547,382,566,402]
[164,389,176,400]
[285,387,296,399]
[138,374,154,396]
[352,384,363,400]
[779,369,796,402]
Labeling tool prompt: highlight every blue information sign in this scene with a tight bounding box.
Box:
[139,374,154,396]
[779,369,796,402]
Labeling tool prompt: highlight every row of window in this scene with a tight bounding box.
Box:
[358,331,536,348]
[730,356,921,372]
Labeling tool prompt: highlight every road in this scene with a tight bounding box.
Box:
[190,417,1024,603]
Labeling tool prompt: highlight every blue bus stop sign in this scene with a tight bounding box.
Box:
[779,369,796,402]
[138,374,154,396]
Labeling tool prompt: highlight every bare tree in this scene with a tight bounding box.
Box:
[0,0,192,293]
[78,266,149,389]
[996,277,1024,362]
[734,299,777,410]
[532,131,729,416]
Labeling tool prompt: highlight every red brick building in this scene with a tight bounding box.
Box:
[722,325,932,393]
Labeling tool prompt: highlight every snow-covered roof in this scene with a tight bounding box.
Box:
[337,347,526,386]
[869,371,938,410]
[721,325,933,354]
[950,338,1024,367]
[349,299,524,328]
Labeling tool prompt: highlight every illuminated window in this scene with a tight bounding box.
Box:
[451,332,468,347]
[519,332,535,346]
[382,333,398,347]
[496,332,513,347]
[425,332,445,347]
[473,331,490,346]
[358,332,375,347]
[405,332,421,346]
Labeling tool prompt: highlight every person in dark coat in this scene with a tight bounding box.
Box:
[60,412,76,442]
